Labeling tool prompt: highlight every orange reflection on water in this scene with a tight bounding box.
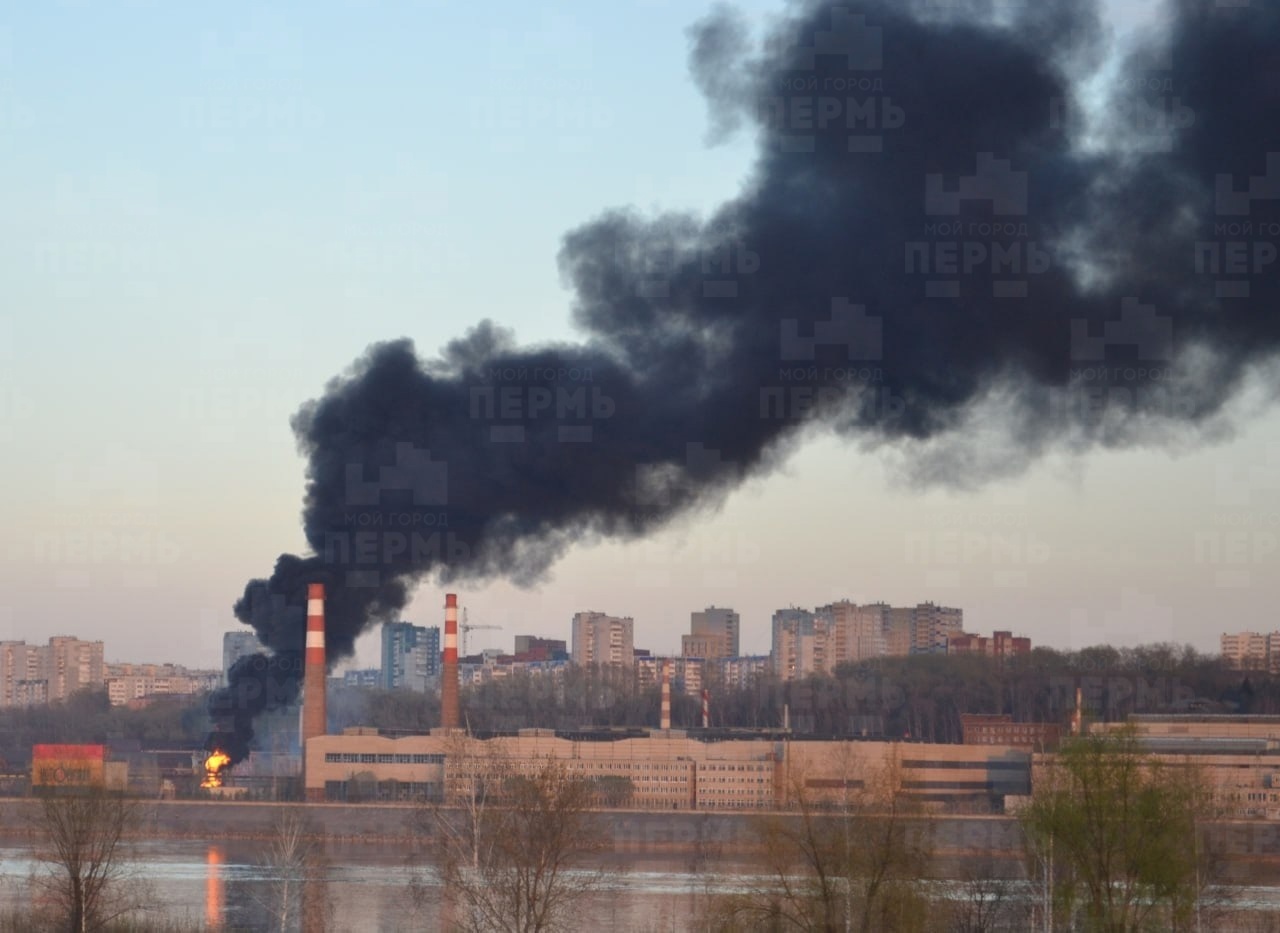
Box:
[205,845,224,927]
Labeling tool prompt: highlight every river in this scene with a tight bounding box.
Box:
[0,839,739,931]
[3,839,1280,930]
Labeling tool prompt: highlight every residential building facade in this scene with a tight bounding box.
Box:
[381,622,440,691]
[571,612,635,666]
[222,631,262,685]
[682,606,740,658]
[0,637,105,707]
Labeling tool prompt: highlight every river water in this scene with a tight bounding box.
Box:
[0,839,736,931]
[3,839,1280,931]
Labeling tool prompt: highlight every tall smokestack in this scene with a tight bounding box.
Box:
[660,661,671,731]
[441,593,459,731]
[302,583,326,801]
[701,688,709,729]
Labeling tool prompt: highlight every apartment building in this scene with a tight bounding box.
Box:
[381,621,441,691]
[772,608,820,679]
[947,630,1032,660]
[771,602,964,679]
[821,600,890,666]
[682,606,740,659]
[0,641,44,707]
[637,656,704,697]
[571,612,635,666]
[0,637,104,707]
[910,603,964,654]
[222,631,262,685]
[105,663,220,706]
[709,655,772,689]
[1221,631,1280,672]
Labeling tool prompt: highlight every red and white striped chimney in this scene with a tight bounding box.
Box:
[701,688,710,728]
[660,660,671,731]
[302,583,327,802]
[441,593,459,731]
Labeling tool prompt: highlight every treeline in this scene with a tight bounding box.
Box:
[0,643,1270,760]
[453,644,1280,743]
[0,689,210,769]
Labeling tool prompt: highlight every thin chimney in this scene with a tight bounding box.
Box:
[441,594,459,731]
[660,660,671,731]
[302,583,327,802]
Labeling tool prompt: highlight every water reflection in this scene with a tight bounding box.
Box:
[0,840,1277,931]
[205,845,223,928]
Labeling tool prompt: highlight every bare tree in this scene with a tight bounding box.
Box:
[946,860,1029,933]
[29,790,155,932]
[251,807,330,933]
[420,740,612,932]
[705,747,933,933]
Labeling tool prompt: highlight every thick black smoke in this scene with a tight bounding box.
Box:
[209,0,1280,762]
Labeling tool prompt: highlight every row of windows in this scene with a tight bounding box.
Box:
[901,780,1027,791]
[702,777,769,784]
[323,753,444,765]
[900,759,1030,771]
[701,764,768,772]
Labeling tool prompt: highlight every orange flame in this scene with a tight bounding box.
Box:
[201,751,231,789]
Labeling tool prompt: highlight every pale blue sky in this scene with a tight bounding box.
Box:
[2,0,1275,669]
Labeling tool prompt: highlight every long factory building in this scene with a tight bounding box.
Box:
[304,728,1032,811]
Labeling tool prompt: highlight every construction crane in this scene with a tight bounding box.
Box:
[461,608,502,656]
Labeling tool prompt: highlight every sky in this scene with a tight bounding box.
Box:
[1,0,1276,670]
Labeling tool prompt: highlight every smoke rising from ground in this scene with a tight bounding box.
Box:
[207,0,1280,761]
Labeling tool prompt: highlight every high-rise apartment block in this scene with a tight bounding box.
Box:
[222,631,262,685]
[0,637,105,707]
[771,602,963,680]
[571,612,635,666]
[682,606,740,659]
[772,608,820,679]
[1221,632,1280,673]
[910,603,964,654]
[381,622,441,691]
[0,641,45,707]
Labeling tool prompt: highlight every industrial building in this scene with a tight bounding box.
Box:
[277,587,1280,826]
[1086,715,1280,821]
[304,728,1030,812]
[960,713,1061,749]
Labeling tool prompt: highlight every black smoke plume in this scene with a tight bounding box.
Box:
[208,0,1280,762]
